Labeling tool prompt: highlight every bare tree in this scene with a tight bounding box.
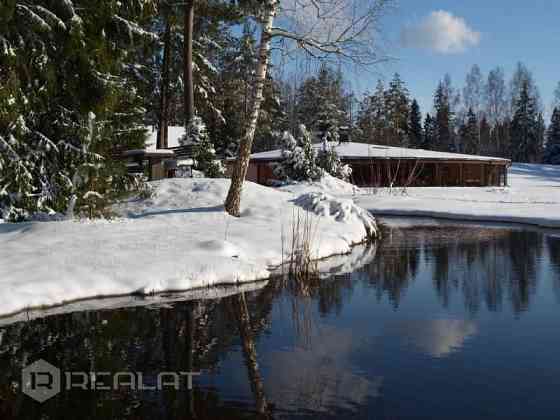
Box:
[463,64,484,118]
[484,66,507,124]
[225,0,394,216]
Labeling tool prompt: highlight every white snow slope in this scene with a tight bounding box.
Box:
[0,178,376,317]
[356,163,560,228]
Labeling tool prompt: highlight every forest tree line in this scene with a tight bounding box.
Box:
[2,0,560,221]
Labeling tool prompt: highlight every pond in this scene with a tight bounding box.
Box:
[1,219,560,419]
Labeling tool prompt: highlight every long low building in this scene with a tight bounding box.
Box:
[241,142,511,187]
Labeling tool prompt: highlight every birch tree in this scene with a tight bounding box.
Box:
[225,0,394,216]
[484,66,508,124]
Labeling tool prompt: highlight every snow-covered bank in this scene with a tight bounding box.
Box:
[0,178,376,317]
[0,244,379,327]
[356,163,560,228]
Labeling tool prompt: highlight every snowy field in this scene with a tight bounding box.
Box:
[0,176,375,318]
[355,163,560,228]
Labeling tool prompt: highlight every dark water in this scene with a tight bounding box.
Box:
[1,221,560,419]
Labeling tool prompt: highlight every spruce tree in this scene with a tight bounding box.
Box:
[316,140,352,181]
[423,114,437,150]
[479,116,491,155]
[434,81,453,152]
[273,125,321,182]
[510,81,540,163]
[408,99,423,148]
[0,0,157,220]
[295,66,349,142]
[356,80,386,144]
[185,116,225,178]
[544,108,560,164]
[384,73,410,146]
[462,108,479,155]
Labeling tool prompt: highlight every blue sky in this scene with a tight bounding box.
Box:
[348,0,560,117]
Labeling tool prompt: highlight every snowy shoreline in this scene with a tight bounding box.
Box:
[2,162,560,320]
[0,243,378,326]
[0,176,377,318]
[356,163,560,229]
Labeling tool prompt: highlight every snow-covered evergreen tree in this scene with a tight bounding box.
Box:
[316,140,352,181]
[273,125,321,182]
[0,0,156,220]
[544,108,560,164]
[184,116,224,178]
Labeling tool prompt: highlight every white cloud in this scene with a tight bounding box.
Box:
[401,10,481,54]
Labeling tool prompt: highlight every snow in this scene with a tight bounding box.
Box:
[356,163,560,228]
[249,141,509,162]
[0,281,269,327]
[0,178,376,319]
[278,173,359,196]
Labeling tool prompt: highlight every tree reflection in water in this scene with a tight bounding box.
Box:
[0,224,558,419]
[360,224,549,316]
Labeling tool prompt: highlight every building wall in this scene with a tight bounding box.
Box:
[245,158,509,188]
[247,163,259,183]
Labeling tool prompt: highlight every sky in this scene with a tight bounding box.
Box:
[346,0,560,117]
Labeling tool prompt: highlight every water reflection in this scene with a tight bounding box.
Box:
[363,224,550,315]
[1,223,559,419]
[545,234,560,302]
[390,319,478,358]
[265,324,383,414]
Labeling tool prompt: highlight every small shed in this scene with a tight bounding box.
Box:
[122,148,176,180]
[121,126,196,180]
[238,142,511,187]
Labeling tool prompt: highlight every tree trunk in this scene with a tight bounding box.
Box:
[158,19,172,149]
[224,2,277,216]
[231,292,269,416]
[184,0,195,126]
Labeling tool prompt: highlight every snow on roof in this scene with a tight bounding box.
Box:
[144,126,188,151]
[249,142,510,163]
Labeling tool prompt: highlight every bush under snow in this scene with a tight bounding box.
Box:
[294,192,378,239]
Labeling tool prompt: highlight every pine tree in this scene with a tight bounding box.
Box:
[544,108,560,164]
[510,81,540,163]
[185,116,225,177]
[408,99,423,148]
